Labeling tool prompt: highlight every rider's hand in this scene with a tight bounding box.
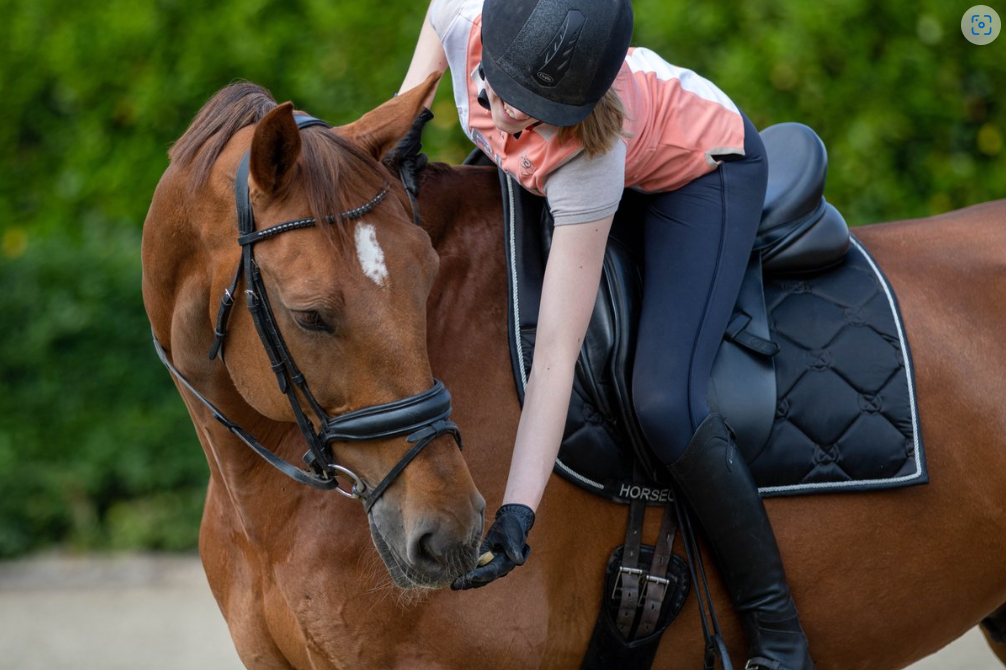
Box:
[383,108,433,171]
[451,504,535,590]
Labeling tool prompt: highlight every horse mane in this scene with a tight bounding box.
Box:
[169,82,392,253]
[169,82,277,191]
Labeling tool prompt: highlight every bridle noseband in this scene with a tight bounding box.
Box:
[153,113,461,513]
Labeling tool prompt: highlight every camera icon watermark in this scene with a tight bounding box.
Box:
[962,5,1001,44]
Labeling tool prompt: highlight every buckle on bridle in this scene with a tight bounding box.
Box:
[302,449,366,499]
[329,464,366,499]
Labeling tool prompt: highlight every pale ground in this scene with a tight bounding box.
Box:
[0,553,999,670]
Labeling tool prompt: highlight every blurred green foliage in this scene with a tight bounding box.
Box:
[0,0,1003,557]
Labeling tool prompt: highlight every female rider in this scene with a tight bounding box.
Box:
[400,1,813,668]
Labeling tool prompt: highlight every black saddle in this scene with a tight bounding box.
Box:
[477,122,923,502]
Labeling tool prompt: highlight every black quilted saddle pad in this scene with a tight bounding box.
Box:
[547,234,926,501]
[742,235,926,495]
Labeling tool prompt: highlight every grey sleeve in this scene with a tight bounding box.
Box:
[544,140,627,225]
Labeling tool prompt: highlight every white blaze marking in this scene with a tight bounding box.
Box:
[354,221,389,286]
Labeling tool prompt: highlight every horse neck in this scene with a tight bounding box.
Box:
[418,163,504,329]
[417,164,522,501]
[144,159,317,536]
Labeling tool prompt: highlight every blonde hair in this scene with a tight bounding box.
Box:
[557,88,628,157]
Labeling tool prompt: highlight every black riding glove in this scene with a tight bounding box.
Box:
[451,504,535,591]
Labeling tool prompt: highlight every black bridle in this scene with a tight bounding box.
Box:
[153,114,461,512]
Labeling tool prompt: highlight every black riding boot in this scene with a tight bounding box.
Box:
[668,413,814,670]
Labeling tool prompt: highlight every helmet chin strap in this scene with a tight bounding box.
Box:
[476,75,542,140]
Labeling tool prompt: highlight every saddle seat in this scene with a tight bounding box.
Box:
[758,123,850,274]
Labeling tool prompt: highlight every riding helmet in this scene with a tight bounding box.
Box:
[480,0,634,127]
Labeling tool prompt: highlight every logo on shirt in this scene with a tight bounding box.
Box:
[470,128,501,167]
[519,154,536,178]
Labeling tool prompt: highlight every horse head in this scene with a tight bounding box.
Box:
[142,74,484,589]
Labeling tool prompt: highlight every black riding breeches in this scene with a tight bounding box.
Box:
[631,113,768,463]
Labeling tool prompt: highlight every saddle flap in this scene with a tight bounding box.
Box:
[709,253,777,459]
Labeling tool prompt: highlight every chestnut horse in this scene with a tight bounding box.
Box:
[142,76,1006,669]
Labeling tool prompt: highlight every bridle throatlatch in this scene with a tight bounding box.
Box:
[153,113,461,513]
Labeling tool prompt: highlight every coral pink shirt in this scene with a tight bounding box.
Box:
[432,0,746,223]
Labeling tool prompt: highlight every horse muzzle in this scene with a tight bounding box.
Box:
[368,499,483,589]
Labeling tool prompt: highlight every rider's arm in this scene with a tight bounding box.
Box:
[399,4,448,106]
[502,213,615,511]
[502,143,626,512]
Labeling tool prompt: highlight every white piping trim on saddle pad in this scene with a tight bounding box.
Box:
[506,174,605,491]
[756,235,924,496]
[555,457,606,490]
[507,176,528,391]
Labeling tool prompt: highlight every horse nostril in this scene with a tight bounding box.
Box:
[472,493,487,538]
[474,493,487,525]
[409,517,480,572]
[418,533,440,566]
[408,520,446,567]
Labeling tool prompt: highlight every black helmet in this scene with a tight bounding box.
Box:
[481,0,634,127]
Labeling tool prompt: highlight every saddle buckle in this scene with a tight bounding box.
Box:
[611,566,647,599]
[642,573,670,601]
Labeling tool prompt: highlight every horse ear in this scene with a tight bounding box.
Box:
[250,101,301,195]
[338,72,441,160]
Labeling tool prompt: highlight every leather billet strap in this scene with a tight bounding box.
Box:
[612,494,680,641]
[636,505,678,637]
[614,496,646,638]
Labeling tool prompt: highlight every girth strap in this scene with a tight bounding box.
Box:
[615,497,647,637]
[636,506,678,637]
[612,492,681,641]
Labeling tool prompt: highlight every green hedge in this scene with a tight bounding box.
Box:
[1,0,1003,557]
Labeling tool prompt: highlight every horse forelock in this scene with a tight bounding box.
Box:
[296,128,394,260]
[169,82,401,262]
[169,82,278,191]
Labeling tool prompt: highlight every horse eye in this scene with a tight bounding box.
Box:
[292,310,333,333]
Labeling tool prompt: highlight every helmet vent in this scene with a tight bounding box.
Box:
[534,9,584,87]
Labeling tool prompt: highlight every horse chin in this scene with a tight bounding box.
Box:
[367,511,476,590]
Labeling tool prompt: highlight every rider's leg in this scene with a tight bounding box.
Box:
[630,114,813,670]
